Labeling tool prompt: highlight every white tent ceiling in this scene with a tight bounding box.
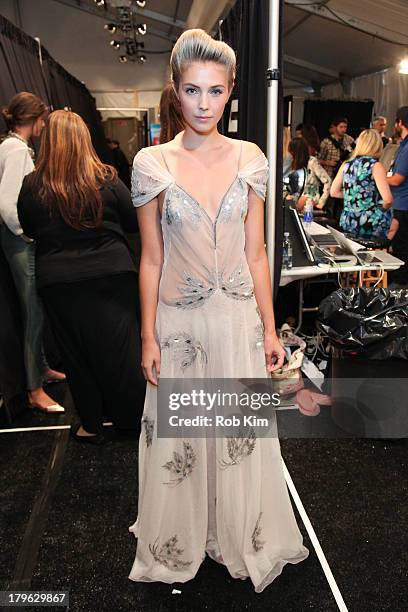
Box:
[284,0,408,93]
[2,1,408,105]
[0,0,232,94]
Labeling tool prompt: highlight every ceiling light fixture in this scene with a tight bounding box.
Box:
[137,23,147,35]
[104,23,116,33]
[136,1,146,7]
[399,57,408,74]
[94,0,105,6]
[119,55,128,63]
[138,54,147,63]
[110,40,121,49]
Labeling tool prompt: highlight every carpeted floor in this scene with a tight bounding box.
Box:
[1,382,407,612]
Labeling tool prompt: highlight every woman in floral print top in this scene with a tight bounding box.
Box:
[330,129,393,239]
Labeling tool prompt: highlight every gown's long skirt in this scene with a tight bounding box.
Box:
[129,292,309,593]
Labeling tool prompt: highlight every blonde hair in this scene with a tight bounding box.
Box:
[283,127,291,156]
[353,129,383,159]
[170,29,236,89]
[30,110,116,230]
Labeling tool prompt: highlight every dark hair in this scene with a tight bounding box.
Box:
[288,137,309,170]
[2,92,47,130]
[331,116,348,127]
[301,125,320,154]
[396,106,408,129]
[295,123,303,131]
[159,83,184,143]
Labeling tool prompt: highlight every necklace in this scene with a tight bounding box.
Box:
[7,131,35,161]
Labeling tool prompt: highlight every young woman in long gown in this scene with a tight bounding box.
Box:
[129,29,309,593]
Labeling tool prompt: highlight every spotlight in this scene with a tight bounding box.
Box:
[137,24,147,35]
[104,23,116,33]
[138,54,147,63]
[110,40,121,49]
[399,57,408,74]
[94,0,105,6]
[119,55,128,63]
[136,1,146,7]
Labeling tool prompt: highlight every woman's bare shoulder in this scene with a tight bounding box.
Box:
[240,140,265,165]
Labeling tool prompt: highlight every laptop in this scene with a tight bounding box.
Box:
[327,226,390,265]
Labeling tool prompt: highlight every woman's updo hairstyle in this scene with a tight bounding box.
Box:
[170,29,236,90]
[1,92,47,131]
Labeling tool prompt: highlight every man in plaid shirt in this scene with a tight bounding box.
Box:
[319,117,355,179]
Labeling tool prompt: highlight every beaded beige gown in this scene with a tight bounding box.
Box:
[129,143,309,593]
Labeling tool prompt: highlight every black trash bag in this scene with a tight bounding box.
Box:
[317,287,408,359]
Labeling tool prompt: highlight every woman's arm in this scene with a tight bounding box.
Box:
[311,158,332,209]
[244,189,285,372]
[330,162,346,198]
[0,147,32,235]
[113,178,139,233]
[17,178,35,238]
[372,162,393,209]
[137,198,164,385]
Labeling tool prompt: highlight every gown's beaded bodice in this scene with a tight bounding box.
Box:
[131,146,269,309]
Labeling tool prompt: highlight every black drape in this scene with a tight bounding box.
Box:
[220,0,269,152]
[0,14,111,162]
[303,99,375,140]
[42,49,112,163]
[0,16,50,114]
[220,0,284,297]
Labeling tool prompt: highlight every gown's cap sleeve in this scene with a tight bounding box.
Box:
[131,147,173,207]
[239,152,269,201]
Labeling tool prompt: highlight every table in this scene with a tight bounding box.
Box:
[279,254,404,332]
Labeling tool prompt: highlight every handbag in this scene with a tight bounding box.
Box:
[271,324,306,396]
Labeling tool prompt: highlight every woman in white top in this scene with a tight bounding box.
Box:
[129,29,308,592]
[296,126,332,211]
[0,92,65,413]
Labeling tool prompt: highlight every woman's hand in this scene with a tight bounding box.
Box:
[264,332,285,373]
[141,338,161,385]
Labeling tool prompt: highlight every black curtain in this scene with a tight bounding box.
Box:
[303,99,375,140]
[220,0,269,151]
[0,16,50,122]
[42,49,112,163]
[0,14,111,162]
[219,0,283,297]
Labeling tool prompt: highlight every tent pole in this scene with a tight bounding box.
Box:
[266,0,280,290]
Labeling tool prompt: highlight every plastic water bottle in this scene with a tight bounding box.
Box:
[282,232,293,269]
[303,199,314,230]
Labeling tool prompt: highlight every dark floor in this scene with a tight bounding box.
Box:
[1,382,407,612]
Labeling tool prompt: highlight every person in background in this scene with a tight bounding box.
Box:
[18,110,145,443]
[0,92,65,414]
[297,125,331,211]
[158,82,184,144]
[319,117,355,180]
[372,115,390,148]
[380,128,402,173]
[319,117,355,221]
[387,106,408,287]
[295,123,303,138]
[107,138,130,189]
[285,137,309,201]
[330,129,392,239]
[282,126,292,178]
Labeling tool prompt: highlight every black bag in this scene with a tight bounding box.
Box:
[317,287,408,359]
